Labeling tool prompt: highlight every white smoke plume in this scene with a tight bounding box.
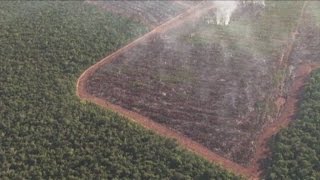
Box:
[213,1,239,25]
[213,0,265,25]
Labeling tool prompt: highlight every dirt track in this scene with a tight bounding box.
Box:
[77,1,318,179]
[248,63,320,177]
[247,1,309,176]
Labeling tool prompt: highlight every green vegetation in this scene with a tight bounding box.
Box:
[0,1,240,179]
[266,69,320,179]
[272,69,287,87]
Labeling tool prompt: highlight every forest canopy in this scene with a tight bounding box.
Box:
[0,1,239,179]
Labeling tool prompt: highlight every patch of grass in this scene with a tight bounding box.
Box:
[272,69,287,88]
[160,70,196,84]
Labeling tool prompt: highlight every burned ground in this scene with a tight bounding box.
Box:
[85,1,305,165]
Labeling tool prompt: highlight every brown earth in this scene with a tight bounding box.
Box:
[86,33,277,165]
[77,1,320,179]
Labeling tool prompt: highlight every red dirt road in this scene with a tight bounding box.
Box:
[248,63,320,177]
[77,1,318,179]
[248,1,310,177]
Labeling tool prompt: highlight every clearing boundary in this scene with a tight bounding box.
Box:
[77,1,318,179]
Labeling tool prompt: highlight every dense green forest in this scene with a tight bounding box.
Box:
[266,69,320,179]
[0,1,239,179]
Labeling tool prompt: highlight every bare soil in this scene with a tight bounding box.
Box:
[86,33,277,165]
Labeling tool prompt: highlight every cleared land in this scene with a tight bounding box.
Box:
[86,1,304,166]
